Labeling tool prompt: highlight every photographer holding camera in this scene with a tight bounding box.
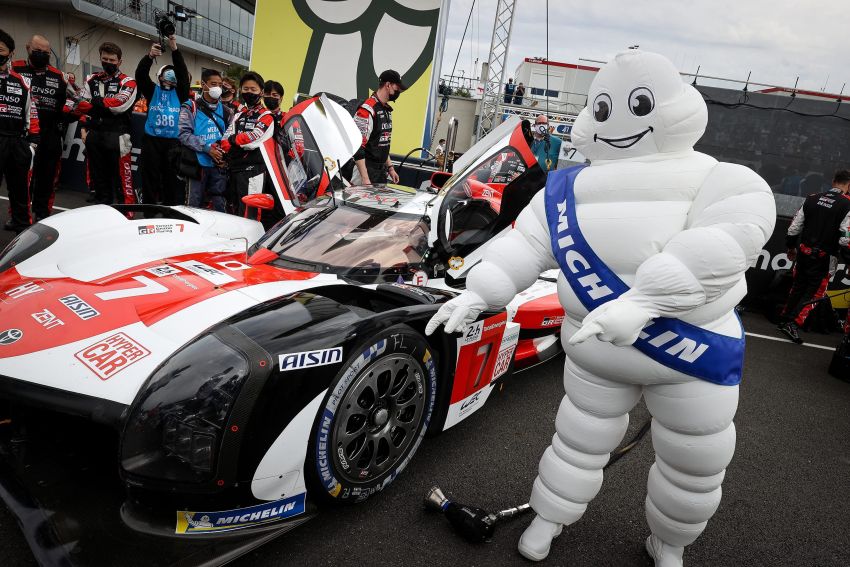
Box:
[135,34,190,205]
[530,114,561,173]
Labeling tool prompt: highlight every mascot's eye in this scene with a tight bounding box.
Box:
[593,93,612,122]
[628,87,655,116]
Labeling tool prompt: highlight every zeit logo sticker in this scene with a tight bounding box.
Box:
[74,333,151,381]
[278,347,343,372]
[58,294,100,320]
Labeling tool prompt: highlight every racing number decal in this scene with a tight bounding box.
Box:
[449,313,508,405]
[470,343,492,389]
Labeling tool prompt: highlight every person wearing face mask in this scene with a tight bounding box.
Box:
[12,35,77,222]
[530,114,562,173]
[220,71,278,222]
[0,29,40,233]
[135,35,190,205]
[262,80,290,152]
[350,69,406,185]
[76,41,138,206]
[221,77,244,115]
[178,68,234,213]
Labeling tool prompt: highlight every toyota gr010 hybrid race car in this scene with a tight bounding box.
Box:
[0,97,564,564]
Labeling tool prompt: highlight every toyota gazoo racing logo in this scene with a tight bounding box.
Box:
[0,329,24,345]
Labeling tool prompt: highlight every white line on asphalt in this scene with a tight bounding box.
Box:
[0,195,70,212]
[745,331,836,351]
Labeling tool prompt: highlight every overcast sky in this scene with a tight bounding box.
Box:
[439,0,847,94]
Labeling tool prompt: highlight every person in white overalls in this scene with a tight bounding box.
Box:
[427,50,775,566]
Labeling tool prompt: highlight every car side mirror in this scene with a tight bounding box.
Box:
[241,194,275,222]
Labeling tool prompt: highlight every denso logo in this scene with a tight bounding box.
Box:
[74,332,151,380]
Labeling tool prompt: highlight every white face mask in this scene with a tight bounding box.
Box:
[207,86,223,100]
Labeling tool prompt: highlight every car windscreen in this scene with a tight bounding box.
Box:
[264,202,430,283]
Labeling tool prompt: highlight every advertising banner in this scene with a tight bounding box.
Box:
[251,0,451,155]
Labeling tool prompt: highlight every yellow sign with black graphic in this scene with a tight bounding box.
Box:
[252,0,445,155]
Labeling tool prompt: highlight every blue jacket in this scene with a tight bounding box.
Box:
[531,134,562,172]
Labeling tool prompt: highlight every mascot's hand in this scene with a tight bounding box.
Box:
[568,298,655,347]
[425,291,488,336]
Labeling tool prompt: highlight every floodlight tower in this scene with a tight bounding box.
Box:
[475,0,517,141]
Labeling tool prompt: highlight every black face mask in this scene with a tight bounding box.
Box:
[30,51,50,69]
[102,61,118,75]
[241,92,261,106]
[388,90,400,102]
[0,54,8,67]
[263,96,280,111]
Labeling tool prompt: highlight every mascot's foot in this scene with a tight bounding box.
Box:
[518,515,563,561]
[645,535,684,567]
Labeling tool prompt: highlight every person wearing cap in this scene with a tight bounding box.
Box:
[351,69,406,185]
[135,35,190,205]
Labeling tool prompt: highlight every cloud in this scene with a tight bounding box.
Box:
[441,0,847,93]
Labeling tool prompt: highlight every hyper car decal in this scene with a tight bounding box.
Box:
[74,332,151,381]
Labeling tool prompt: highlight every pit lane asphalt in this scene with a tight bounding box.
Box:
[1,191,849,567]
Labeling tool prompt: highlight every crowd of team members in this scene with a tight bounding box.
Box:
[0,29,402,232]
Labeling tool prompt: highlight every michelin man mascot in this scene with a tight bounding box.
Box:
[426,50,775,565]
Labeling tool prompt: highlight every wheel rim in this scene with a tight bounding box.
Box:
[331,353,426,484]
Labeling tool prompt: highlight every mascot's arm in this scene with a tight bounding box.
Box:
[426,191,558,334]
[626,162,776,317]
[571,163,775,346]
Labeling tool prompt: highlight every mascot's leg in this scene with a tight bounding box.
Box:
[643,380,738,567]
[519,357,642,561]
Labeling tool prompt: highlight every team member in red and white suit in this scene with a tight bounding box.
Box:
[0,29,40,233]
[12,34,77,221]
[76,41,138,205]
[351,69,405,186]
[220,71,277,224]
[427,51,776,566]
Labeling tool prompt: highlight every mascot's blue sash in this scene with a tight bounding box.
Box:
[543,165,744,386]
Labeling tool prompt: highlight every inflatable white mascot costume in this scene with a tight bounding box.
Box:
[426,50,775,565]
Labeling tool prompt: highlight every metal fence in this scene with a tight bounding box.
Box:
[86,0,251,61]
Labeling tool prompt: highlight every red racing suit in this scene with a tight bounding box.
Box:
[0,66,40,227]
[220,102,278,224]
[77,70,138,205]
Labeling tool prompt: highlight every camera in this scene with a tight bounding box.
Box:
[155,10,176,40]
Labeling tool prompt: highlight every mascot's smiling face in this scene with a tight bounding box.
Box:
[572,50,707,162]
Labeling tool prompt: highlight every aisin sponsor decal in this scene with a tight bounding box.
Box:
[74,332,151,380]
[278,347,343,371]
[58,294,100,320]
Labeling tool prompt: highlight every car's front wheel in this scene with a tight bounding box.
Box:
[306,325,437,503]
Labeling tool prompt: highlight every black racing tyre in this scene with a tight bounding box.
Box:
[306,325,438,503]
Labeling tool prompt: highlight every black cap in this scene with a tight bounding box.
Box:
[379,69,407,90]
